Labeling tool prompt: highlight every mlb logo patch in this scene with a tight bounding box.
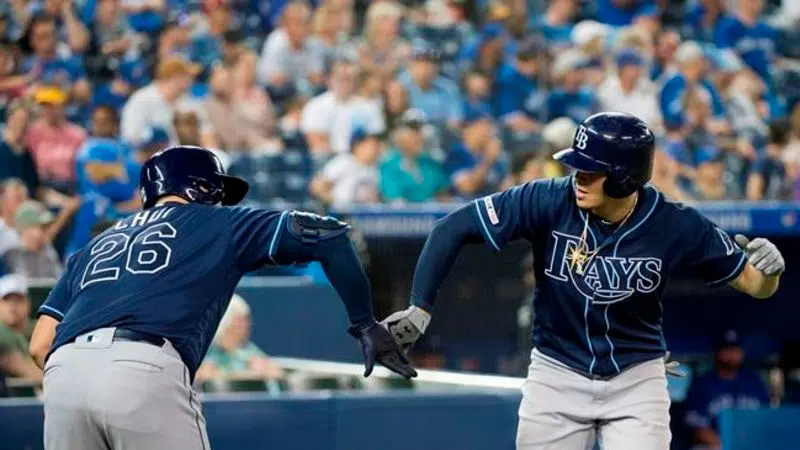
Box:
[483,197,499,225]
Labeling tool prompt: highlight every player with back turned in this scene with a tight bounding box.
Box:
[27,146,416,450]
[381,112,785,449]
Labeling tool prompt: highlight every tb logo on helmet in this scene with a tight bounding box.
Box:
[574,125,589,150]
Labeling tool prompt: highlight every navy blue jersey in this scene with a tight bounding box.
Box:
[469,177,747,377]
[38,203,339,377]
[684,369,769,432]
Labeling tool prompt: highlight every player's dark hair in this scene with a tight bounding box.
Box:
[768,119,791,147]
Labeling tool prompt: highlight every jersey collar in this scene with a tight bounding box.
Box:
[578,184,662,255]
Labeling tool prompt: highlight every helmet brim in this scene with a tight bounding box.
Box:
[553,148,610,173]
[220,175,249,206]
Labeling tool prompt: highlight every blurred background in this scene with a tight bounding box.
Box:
[1,0,800,449]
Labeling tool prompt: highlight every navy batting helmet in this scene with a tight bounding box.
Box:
[553,112,654,198]
[139,146,249,209]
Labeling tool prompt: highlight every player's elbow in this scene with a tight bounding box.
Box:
[29,341,49,369]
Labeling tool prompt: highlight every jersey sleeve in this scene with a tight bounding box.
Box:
[682,210,747,286]
[226,207,287,273]
[38,254,79,321]
[470,179,554,251]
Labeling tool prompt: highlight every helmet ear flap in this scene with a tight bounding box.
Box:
[603,165,638,198]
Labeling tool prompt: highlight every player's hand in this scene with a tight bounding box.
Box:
[380,305,431,353]
[348,322,418,379]
[735,234,785,276]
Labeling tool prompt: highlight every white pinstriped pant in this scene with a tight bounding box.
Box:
[516,348,671,450]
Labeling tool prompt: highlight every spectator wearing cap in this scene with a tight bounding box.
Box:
[91,56,150,114]
[659,41,728,135]
[24,85,87,191]
[714,0,777,84]
[4,200,67,278]
[301,59,385,154]
[119,0,166,34]
[690,144,730,200]
[593,0,658,27]
[684,330,769,450]
[309,128,382,208]
[494,37,546,136]
[597,49,662,132]
[1,101,40,199]
[445,110,508,198]
[571,20,612,88]
[120,56,210,148]
[530,0,578,50]
[19,14,92,107]
[356,1,408,82]
[258,0,325,95]
[0,274,32,339]
[682,0,729,43]
[0,274,42,388]
[746,120,791,201]
[397,44,463,132]
[544,50,597,124]
[68,137,139,255]
[85,0,134,84]
[380,110,448,203]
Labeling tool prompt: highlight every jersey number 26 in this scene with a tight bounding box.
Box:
[80,223,177,289]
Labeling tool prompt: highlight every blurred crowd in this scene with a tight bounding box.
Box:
[0,0,797,275]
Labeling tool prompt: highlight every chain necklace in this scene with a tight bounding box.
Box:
[567,193,639,276]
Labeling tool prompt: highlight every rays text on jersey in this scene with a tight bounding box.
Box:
[545,231,663,304]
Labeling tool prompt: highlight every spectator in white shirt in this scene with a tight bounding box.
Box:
[597,49,663,133]
[120,56,216,148]
[0,179,28,261]
[301,59,386,154]
[258,0,325,93]
[309,129,382,209]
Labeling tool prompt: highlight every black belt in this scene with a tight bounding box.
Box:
[113,328,166,347]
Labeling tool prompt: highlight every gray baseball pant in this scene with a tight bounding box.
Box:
[516,348,671,450]
[43,327,210,450]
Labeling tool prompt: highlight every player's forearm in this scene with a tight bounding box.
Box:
[313,234,375,327]
[731,264,780,299]
[410,206,484,310]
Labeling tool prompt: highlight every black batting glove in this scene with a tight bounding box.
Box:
[348,322,418,379]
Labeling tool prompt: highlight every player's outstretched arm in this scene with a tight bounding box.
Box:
[381,204,488,351]
[728,234,784,299]
[279,212,417,379]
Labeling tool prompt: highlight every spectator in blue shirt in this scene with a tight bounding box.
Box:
[191,3,234,80]
[682,0,728,43]
[0,101,39,198]
[659,41,729,135]
[529,0,578,51]
[461,69,492,120]
[495,36,545,127]
[746,120,791,200]
[397,43,463,132]
[445,110,508,198]
[458,23,507,77]
[593,0,658,27]
[684,330,770,450]
[714,0,777,83]
[380,109,449,204]
[91,56,150,113]
[19,14,91,109]
[544,50,597,123]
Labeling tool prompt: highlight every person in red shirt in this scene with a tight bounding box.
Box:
[24,85,87,193]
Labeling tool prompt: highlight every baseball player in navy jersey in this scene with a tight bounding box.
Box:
[28,146,416,450]
[381,112,785,449]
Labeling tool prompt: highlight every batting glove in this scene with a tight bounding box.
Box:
[348,322,418,379]
[380,306,431,353]
[734,235,785,276]
[664,351,686,378]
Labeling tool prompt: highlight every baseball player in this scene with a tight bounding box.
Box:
[381,112,785,449]
[28,146,416,450]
